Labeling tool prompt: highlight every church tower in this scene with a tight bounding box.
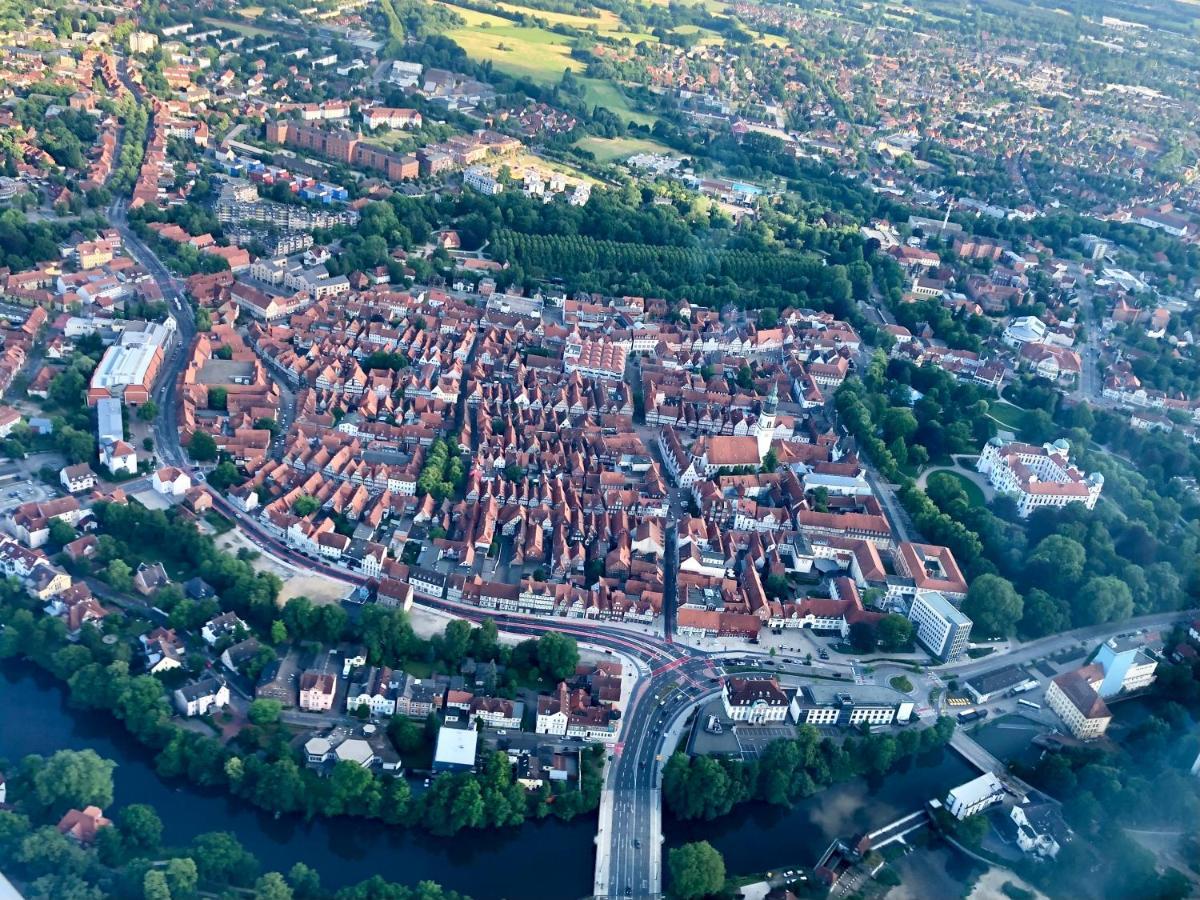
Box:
[756,382,778,462]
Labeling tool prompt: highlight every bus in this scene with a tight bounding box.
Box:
[1017,699,1041,711]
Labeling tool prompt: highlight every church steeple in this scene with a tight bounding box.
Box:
[764,381,779,416]
[757,382,779,462]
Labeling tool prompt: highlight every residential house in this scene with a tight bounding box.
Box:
[173,675,230,717]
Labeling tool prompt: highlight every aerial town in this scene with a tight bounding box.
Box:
[0,1,1198,900]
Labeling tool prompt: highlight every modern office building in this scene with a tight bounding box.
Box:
[789,684,914,728]
[908,590,972,662]
[1093,636,1157,698]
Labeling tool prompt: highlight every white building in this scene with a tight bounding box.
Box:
[945,772,1005,819]
[152,466,192,497]
[790,684,914,727]
[722,677,790,724]
[173,675,229,717]
[977,438,1102,518]
[463,166,502,195]
[908,590,972,661]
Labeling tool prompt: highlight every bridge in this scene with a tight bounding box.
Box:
[949,730,1036,800]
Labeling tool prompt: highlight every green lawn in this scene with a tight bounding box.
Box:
[579,78,659,127]
[574,135,673,163]
[989,400,1026,433]
[926,469,987,507]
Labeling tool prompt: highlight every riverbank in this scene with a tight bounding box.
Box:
[0,659,596,900]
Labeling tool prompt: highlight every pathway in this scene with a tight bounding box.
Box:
[915,462,995,502]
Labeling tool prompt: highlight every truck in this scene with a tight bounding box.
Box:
[1008,679,1039,696]
[957,708,988,724]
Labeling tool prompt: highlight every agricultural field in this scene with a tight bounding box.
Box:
[439,3,584,85]
[574,135,674,163]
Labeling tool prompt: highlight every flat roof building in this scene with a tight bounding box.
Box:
[908,590,972,662]
[433,724,478,772]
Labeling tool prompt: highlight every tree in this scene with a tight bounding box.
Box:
[287,863,321,899]
[1073,576,1133,626]
[536,631,579,681]
[254,872,293,900]
[962,574,1024,638]
[117,804,162,854]
[190,832,258,887]
[48,518,77,547]
[30,749,115,814]
[849,620,876,653]
[163,857,198,897]
[143,871,171,900]
[105,559,133,592]
[1026,535,1086,596]
[188,431,217,462]
[1019,588,1071,638]
[270,620,288,645]
[137,400,158,422]
[208,460,241,491]
[876,614,913,651]
[292,495,319,517]
[668,841,725,900]
[441,619,473,665]
[248,698,283,727]
[208,387,228,410]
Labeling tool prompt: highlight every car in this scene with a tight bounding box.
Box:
[633,838,641,848]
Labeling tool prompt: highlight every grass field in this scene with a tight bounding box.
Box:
[989,400,1027,433]
[574,135,673,162]
[580,77,659,126]
[439,3,583,84]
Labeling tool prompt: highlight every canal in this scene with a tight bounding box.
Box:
[1,661,980,897]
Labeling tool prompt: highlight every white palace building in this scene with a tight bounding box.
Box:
[977,438,1103,518]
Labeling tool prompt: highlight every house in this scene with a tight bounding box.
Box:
[184,577,216,600]
[152,466,192,497]
[468,696,523,730]
[304,728,402,774]
[299,671,337,711]
[944,772,1004,820]
[60,464,97,493]
[1005,799,1069,859]
[140,627,185,673]
[1046,665,1112,740]
[433,724,478,772]
[346,665,398,716]
[133,561,170,595]
[221,638,264,674]
[99,440,138,475]
[56,806,112,845]
[376,577,413,610]
[721,676,790,724]
[173,675,230,717]
[201,611,247,646]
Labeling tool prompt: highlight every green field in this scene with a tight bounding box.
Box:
[574,135,673,162]
[580,78,659,126]
[989,400,1027,433]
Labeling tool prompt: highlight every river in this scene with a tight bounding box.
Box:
[1,661,979,897]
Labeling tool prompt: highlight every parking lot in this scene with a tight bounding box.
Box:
[733,724,798,759]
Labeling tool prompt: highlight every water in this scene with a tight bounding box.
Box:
[664,745,976,875]
[1,660,981,894]
[0,661,597,900]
